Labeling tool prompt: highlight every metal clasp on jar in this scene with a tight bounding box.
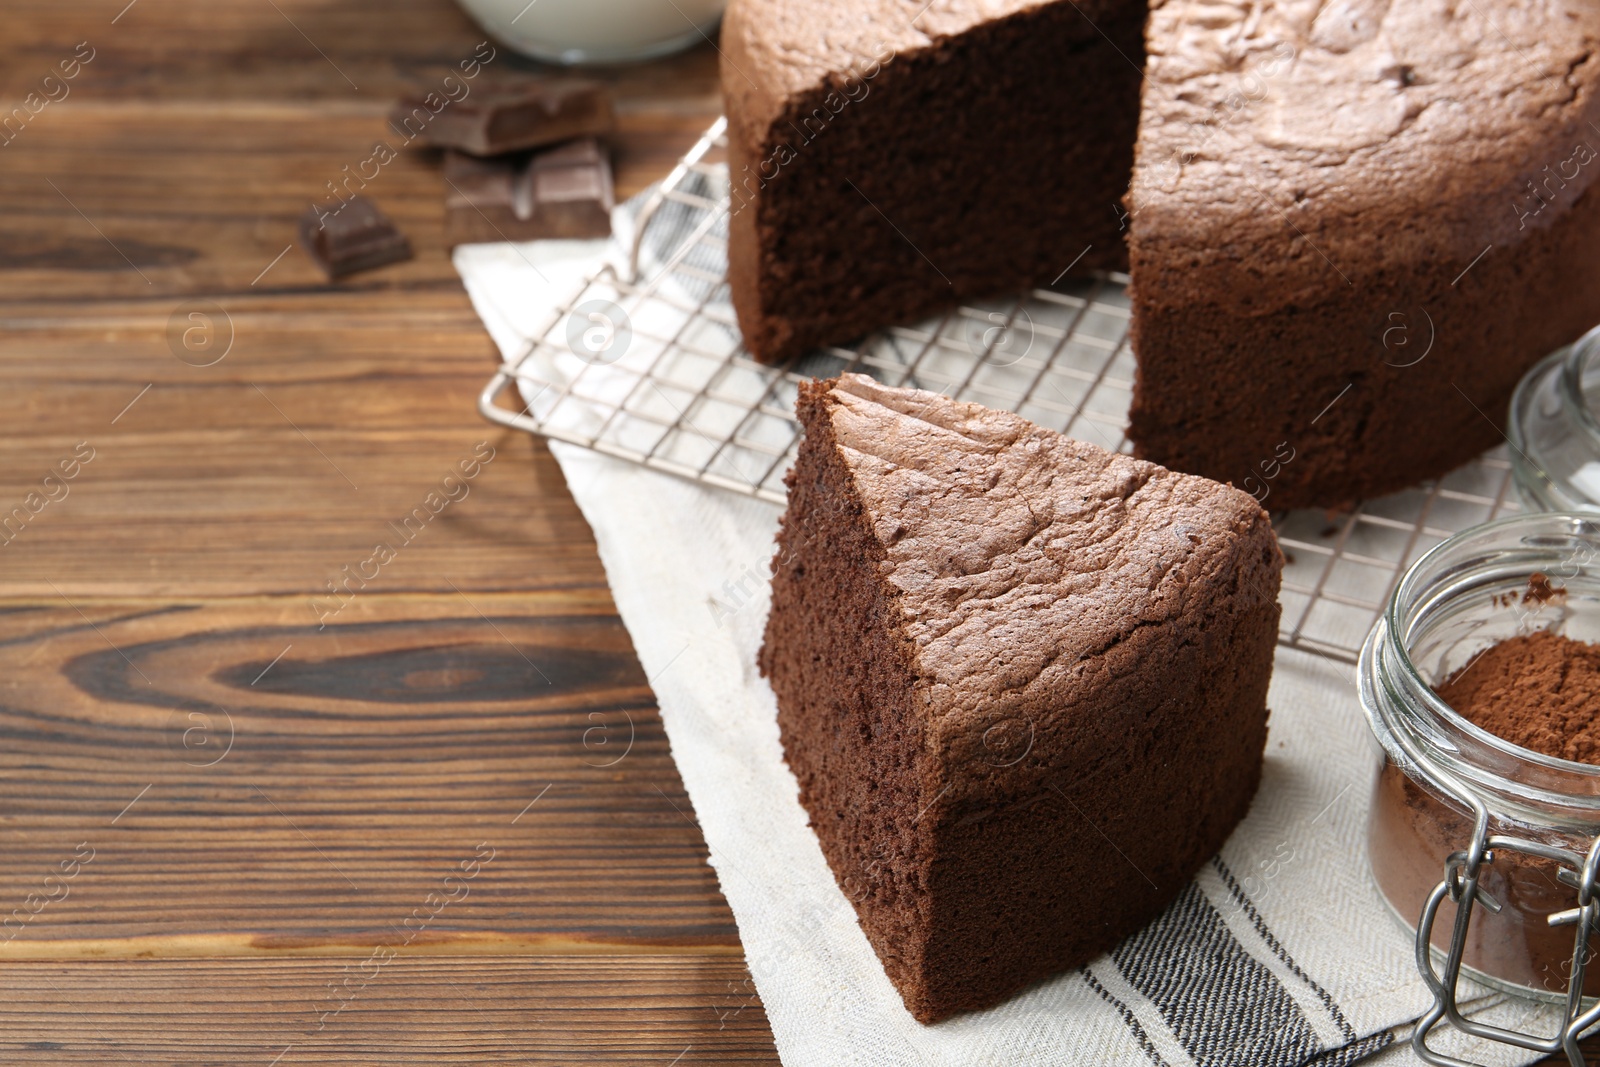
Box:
[1413,790,1600,1066]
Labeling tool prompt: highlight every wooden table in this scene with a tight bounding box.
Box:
[0,0,780,1060]
[14,4,1590,1064]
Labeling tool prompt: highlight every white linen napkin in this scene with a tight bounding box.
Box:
[451,175,1557,1067]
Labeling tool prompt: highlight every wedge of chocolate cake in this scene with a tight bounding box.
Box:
[759,374,1283,1021]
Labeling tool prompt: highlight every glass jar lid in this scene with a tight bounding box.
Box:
[1510,324,1600,512]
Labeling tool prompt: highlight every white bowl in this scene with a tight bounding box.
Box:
[456,0,725,65]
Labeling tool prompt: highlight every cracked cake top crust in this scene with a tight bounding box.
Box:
[815,374,1282,796]
[1131,0,1600,313]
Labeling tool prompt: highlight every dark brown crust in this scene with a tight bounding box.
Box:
[1128,180,1600,509]
[723,0,1143,364]
[912,592,1275,1019]
[1125,0,1600,508]
[760,375,1282,1021]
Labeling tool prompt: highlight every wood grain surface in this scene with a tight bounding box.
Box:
[0,0,768,1058]
[7,1,1557,1063]
[0,594,737,956]
[0,956,772,1064]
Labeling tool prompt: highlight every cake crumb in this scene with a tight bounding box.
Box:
[1524,571,1565,605]
[1491,572,1568,609]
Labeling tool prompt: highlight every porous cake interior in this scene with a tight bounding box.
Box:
[727,0,1144,361]
[757,384,937,995]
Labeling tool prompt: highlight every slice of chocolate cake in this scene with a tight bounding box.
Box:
[759,374,1283,1021]
[722,0,1144,363]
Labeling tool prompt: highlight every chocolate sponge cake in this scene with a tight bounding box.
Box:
[724,0,1600,507]
[759,374,1283,1021]
[721,0,1144,363]
[1127,0,1600,508]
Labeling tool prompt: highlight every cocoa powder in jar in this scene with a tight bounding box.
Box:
[1370,623,1600,997]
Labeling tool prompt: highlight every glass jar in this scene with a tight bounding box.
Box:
[1509,323,1600,512]
[1358,513,1600,1060]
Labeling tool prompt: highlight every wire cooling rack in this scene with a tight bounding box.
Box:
[479,118,1522,665]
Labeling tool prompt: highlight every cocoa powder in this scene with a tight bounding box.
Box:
[1367,609,1600,998]
[1368,762,1592,996]
[1525,571,1565,605]
[1437,630,1600,764]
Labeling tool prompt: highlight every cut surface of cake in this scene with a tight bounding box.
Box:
[721,0,1144,363]
[758,374,1283,1021]
[1127,0,1600,508]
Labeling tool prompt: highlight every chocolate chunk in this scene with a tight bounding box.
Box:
[391,80,613,156]
[444,138,613,246]
[297,197,412,280]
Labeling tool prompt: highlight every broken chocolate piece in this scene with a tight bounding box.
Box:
[527,139,614,236]
[444,138,613,246]
[390,80,613,156]
[297,197,412,280]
